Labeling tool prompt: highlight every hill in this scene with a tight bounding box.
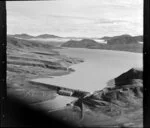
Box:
[7,36,54,50]
[9,33,61,39]
[35,34,61,38]
[11,33,34,39]
[61,34,143,53]
[107,35,138,45]
[100,36,111,40]
[62,39,100,48]
[101,34,143,44]
[7,35,84,104]
[133,35,143,42]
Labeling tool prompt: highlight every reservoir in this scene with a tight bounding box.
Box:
[33,48,143,92]
[31,48,142,110]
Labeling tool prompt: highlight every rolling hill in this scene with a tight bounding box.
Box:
[62,39,100,48]
[101,34,143,44]
[35,34,61,39]
[106,34,138,45]
[10,33,34,39]
[9,33,61,39]
[133,35,143,42]
[62,34,143,53]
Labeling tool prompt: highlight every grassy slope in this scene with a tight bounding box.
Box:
[7,36,83,103]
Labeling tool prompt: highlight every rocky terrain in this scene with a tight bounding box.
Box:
[7,36,83,103]
[62,34,143,53]
[50,68,143,127]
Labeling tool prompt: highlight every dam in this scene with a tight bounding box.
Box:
[29,81,90,98]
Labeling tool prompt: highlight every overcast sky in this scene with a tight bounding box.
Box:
[7,0,143,38]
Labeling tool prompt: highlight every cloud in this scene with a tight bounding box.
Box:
[6,0,143,37]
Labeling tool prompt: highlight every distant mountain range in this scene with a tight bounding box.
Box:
[100,34,143,44]
[62,34,143,53]
[9,33,61,39]
[8,34,143,53]
[9,33,143,42]
[9,34,35,39]
[7,35,54,50]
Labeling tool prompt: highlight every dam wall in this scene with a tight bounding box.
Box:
[29,81,89,97]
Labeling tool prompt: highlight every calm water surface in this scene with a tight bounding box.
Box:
[32,48,142,110]
[33,48,142,92]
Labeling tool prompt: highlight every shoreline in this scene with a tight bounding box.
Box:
[60,46,143,54]
[7,36,84,104]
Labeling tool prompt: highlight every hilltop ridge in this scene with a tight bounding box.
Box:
[9,33,61,39]
[62,34,143,53]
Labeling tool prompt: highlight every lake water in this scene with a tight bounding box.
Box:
[33,48,143,93]
[31,48,142,110]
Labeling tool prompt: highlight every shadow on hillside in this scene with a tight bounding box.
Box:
[2,96,75,128]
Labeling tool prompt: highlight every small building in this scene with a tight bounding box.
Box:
[58,89,73,96]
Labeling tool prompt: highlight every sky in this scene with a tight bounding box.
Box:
[7,0,143,38]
